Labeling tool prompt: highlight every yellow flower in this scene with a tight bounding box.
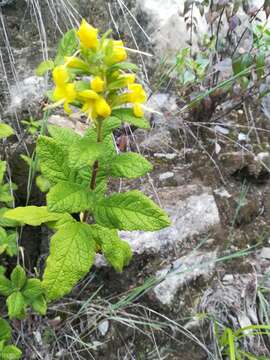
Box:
[133,103,144,118]
[78,19,99,49]
[82,100,96,119]
[109,40,127,64]
[78,89,99,100]
[128,83,147,103]
[95,97,111,118]
[53,65,69,85]
[52,66,77,114]
[91,76,105,93]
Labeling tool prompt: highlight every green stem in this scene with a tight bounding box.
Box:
[82,118,103,223]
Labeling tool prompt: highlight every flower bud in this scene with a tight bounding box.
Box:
[91,76,105,92]
[78,19,99,49]
[95,97,111,118]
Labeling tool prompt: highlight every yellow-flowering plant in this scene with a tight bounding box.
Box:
[5,20,170,303]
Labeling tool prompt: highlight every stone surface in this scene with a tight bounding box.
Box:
[153,250,217,305]
[260,247,270,260]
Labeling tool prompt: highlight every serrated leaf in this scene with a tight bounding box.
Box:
[0,275,12,297]
[1,345,22,360]
[48,125,81,149]
[47,181,94,213]
[31,295,47,315]
[46,213,75,230]
[93,190,171,231]
[110,152,153,178]
[37,136,71,183]
[0,319,11,341]
[4,232,18,257]
[22,279,43,299]
[68,137,102,169]
[36,59,54,76]
[112,108,150,129]
[0,184,13,203]
[0,124,14,139]
[88,225,132,272]
[7,292,25,320]
[55,29,78,65]
[11,266,26,290]
[42,222,96,300]
[4,206,65,226]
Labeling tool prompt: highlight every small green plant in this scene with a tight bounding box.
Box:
[4,20,170,306]
[216,323,270,360]
[0,317,22,359]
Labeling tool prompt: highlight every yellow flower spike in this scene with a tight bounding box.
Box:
[53,65,69,86]
[128,83,147,103]
[133,103,144,118]
[91,76,105,93]
[78,19,99,49]
[64,56,89,71]
[95,97,112,118]
[82,99,96,119]
[78,89,99,100]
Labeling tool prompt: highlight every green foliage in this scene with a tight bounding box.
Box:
[0,266,47,320]
[0,124,14,140]
[0,318,21,359]
[216,323,270,360]
[0,23,171,358]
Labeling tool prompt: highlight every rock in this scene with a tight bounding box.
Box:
[158,171,176,186]
[48,115,87,135]
[6,76,46,115]
[260,247,270,260]
[154,153,177,161]
[121,184,220,255]
[97,320,110,336]
[137,0,207,57]
[153,250,217,306]
[134,128,173,153]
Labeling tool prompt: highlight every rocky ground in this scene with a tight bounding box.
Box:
[0,1,270,359]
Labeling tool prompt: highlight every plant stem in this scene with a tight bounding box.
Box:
[82,118,103,223]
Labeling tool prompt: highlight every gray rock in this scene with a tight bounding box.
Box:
[260,247,270,260]
[153,250,217,305]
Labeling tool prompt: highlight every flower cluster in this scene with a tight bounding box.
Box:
[51,19,147,121]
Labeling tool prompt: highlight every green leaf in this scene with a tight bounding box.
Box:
[42,222,96,300]
[37,136,71,183]
[7,292,25,320]
[89,225,132,272]
[0,275,12,297]
[112,108,150,129]
[47,181,94,213]
[46,213,75,231]
[4,206,65,226]
[1,345,22,360]
[35,59,54,76]
[0,184,13,203]
[102,117,122,137]
[48,125,81,149]
[0,124,14,140]
[36,175,51,193]
[110,152,153,178]
[31,295,47,316]
[0,209,20,228]
[93,190,171,231]
[107,62,138,73]
[55,29,78,65]
[11,266,26,290]
[22,279,43,300]
[68,137,102,169]
[4,232,18,257]
[0,161,6,184]
[0,319,11,341]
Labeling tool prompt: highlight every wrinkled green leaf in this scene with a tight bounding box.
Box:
[94,190,171,231]
[110,152,153,178]
[112,108,150,129]
[42,222,96,300]
[7,292,25,320]
[0,319,11,341]
[36,59,54,76]
[11,266,26,290]
[0,124,14,140]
